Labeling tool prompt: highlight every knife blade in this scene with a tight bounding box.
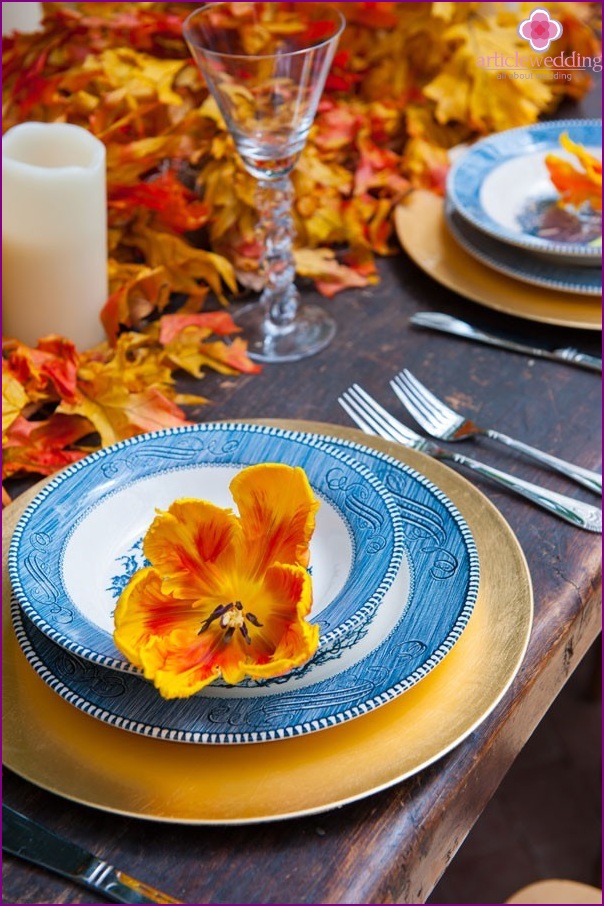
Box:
[2,805,182,904]
[410,312,602,372]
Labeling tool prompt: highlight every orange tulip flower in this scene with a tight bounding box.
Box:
[114,463,320,698]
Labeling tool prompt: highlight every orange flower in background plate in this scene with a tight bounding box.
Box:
[113,463,320,698]
[545,132,603,213]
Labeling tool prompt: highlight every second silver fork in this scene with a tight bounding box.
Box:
[338,384,602,532]
[390,370,602,495]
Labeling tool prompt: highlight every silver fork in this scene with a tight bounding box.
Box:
[338,384,602,532]
[390,370,602,495]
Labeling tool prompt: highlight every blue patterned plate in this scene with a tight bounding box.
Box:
[8,423,405,671]
[447,120,602,265]
[11,434,480,744]
[446,202,602,297]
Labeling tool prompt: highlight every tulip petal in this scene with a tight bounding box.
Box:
[243,563,319,679]
[113,566,201,668]
[143,498,242,598]
[139,630,226,698]
[230,463,320,573]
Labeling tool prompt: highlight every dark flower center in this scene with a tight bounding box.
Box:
[198,601,263,644]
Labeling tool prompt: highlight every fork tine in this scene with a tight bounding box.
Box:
[401,370,457,429]
[340,387,400,441]
[350,385,423,445]
[401,369,447,413]
[390,372,440,432]
[339,386,421,447]
[338,394,379,438]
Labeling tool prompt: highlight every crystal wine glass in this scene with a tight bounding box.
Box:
[184,2,345,362]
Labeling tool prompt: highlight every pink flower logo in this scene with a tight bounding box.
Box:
[518,8,563,51]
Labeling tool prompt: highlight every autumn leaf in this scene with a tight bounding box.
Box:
[423,18,556,134]
[160,325,261,377]
[123,213,238,304]
[5,336,80,404]
[59,344,191,448]
[2,363,30,435]
[102,262,172,343]
[109,170,210,234]
[294,247,371,298]
[158,311,242,345]
[81,47,186,107]
[188,337,263,375]
[2,414,93,479]
[59,384,191,448]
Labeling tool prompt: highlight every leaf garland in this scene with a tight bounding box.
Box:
[2,1,600,494]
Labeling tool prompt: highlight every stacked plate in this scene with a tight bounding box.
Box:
[446,119,602,297]
[8,421,480,745]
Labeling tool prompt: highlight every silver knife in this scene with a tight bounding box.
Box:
[410,312,602,372]
[2,805,183,904]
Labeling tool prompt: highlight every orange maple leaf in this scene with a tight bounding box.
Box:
[2,414,93,480]
[2,362,30,436]
[4,336,80,404]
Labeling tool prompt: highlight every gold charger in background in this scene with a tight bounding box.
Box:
[395,190,602,331]
[2,422,533,824]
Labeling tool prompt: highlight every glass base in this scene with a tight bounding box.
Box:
[234,302,336,363]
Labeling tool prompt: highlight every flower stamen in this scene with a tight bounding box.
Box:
[199,600,263,645]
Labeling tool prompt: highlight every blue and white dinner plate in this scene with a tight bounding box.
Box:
[447,119,602,265]
[445,202,602,297]
[11,434,479,744]
[8,423,406,672]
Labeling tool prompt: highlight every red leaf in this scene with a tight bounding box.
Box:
[7,336,79,403]
[2,413,92,480]
[109,171,210,234]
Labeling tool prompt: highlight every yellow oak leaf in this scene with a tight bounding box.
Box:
[424,19,555,133]
[125,214,238,304]
[58,382,190,448]
[2,365,30,436]
[103,262,172,343]
[82,48,185,107]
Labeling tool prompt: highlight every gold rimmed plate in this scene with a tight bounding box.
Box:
[395,191,602,330]
[2,421,533,824]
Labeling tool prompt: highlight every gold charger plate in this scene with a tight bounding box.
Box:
[2,421,533,824]
[395,190,602,330]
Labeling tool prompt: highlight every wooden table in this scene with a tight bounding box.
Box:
[3,97,601,904]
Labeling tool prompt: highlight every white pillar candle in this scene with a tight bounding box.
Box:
[2,2,42,35]
[2,121,108,349]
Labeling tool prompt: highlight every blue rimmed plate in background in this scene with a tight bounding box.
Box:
[445,202,602,297]
[447,119,602,266]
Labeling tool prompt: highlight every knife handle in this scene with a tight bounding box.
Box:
[91,865,182,904]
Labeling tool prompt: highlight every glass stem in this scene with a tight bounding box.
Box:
[256,176,299,333]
